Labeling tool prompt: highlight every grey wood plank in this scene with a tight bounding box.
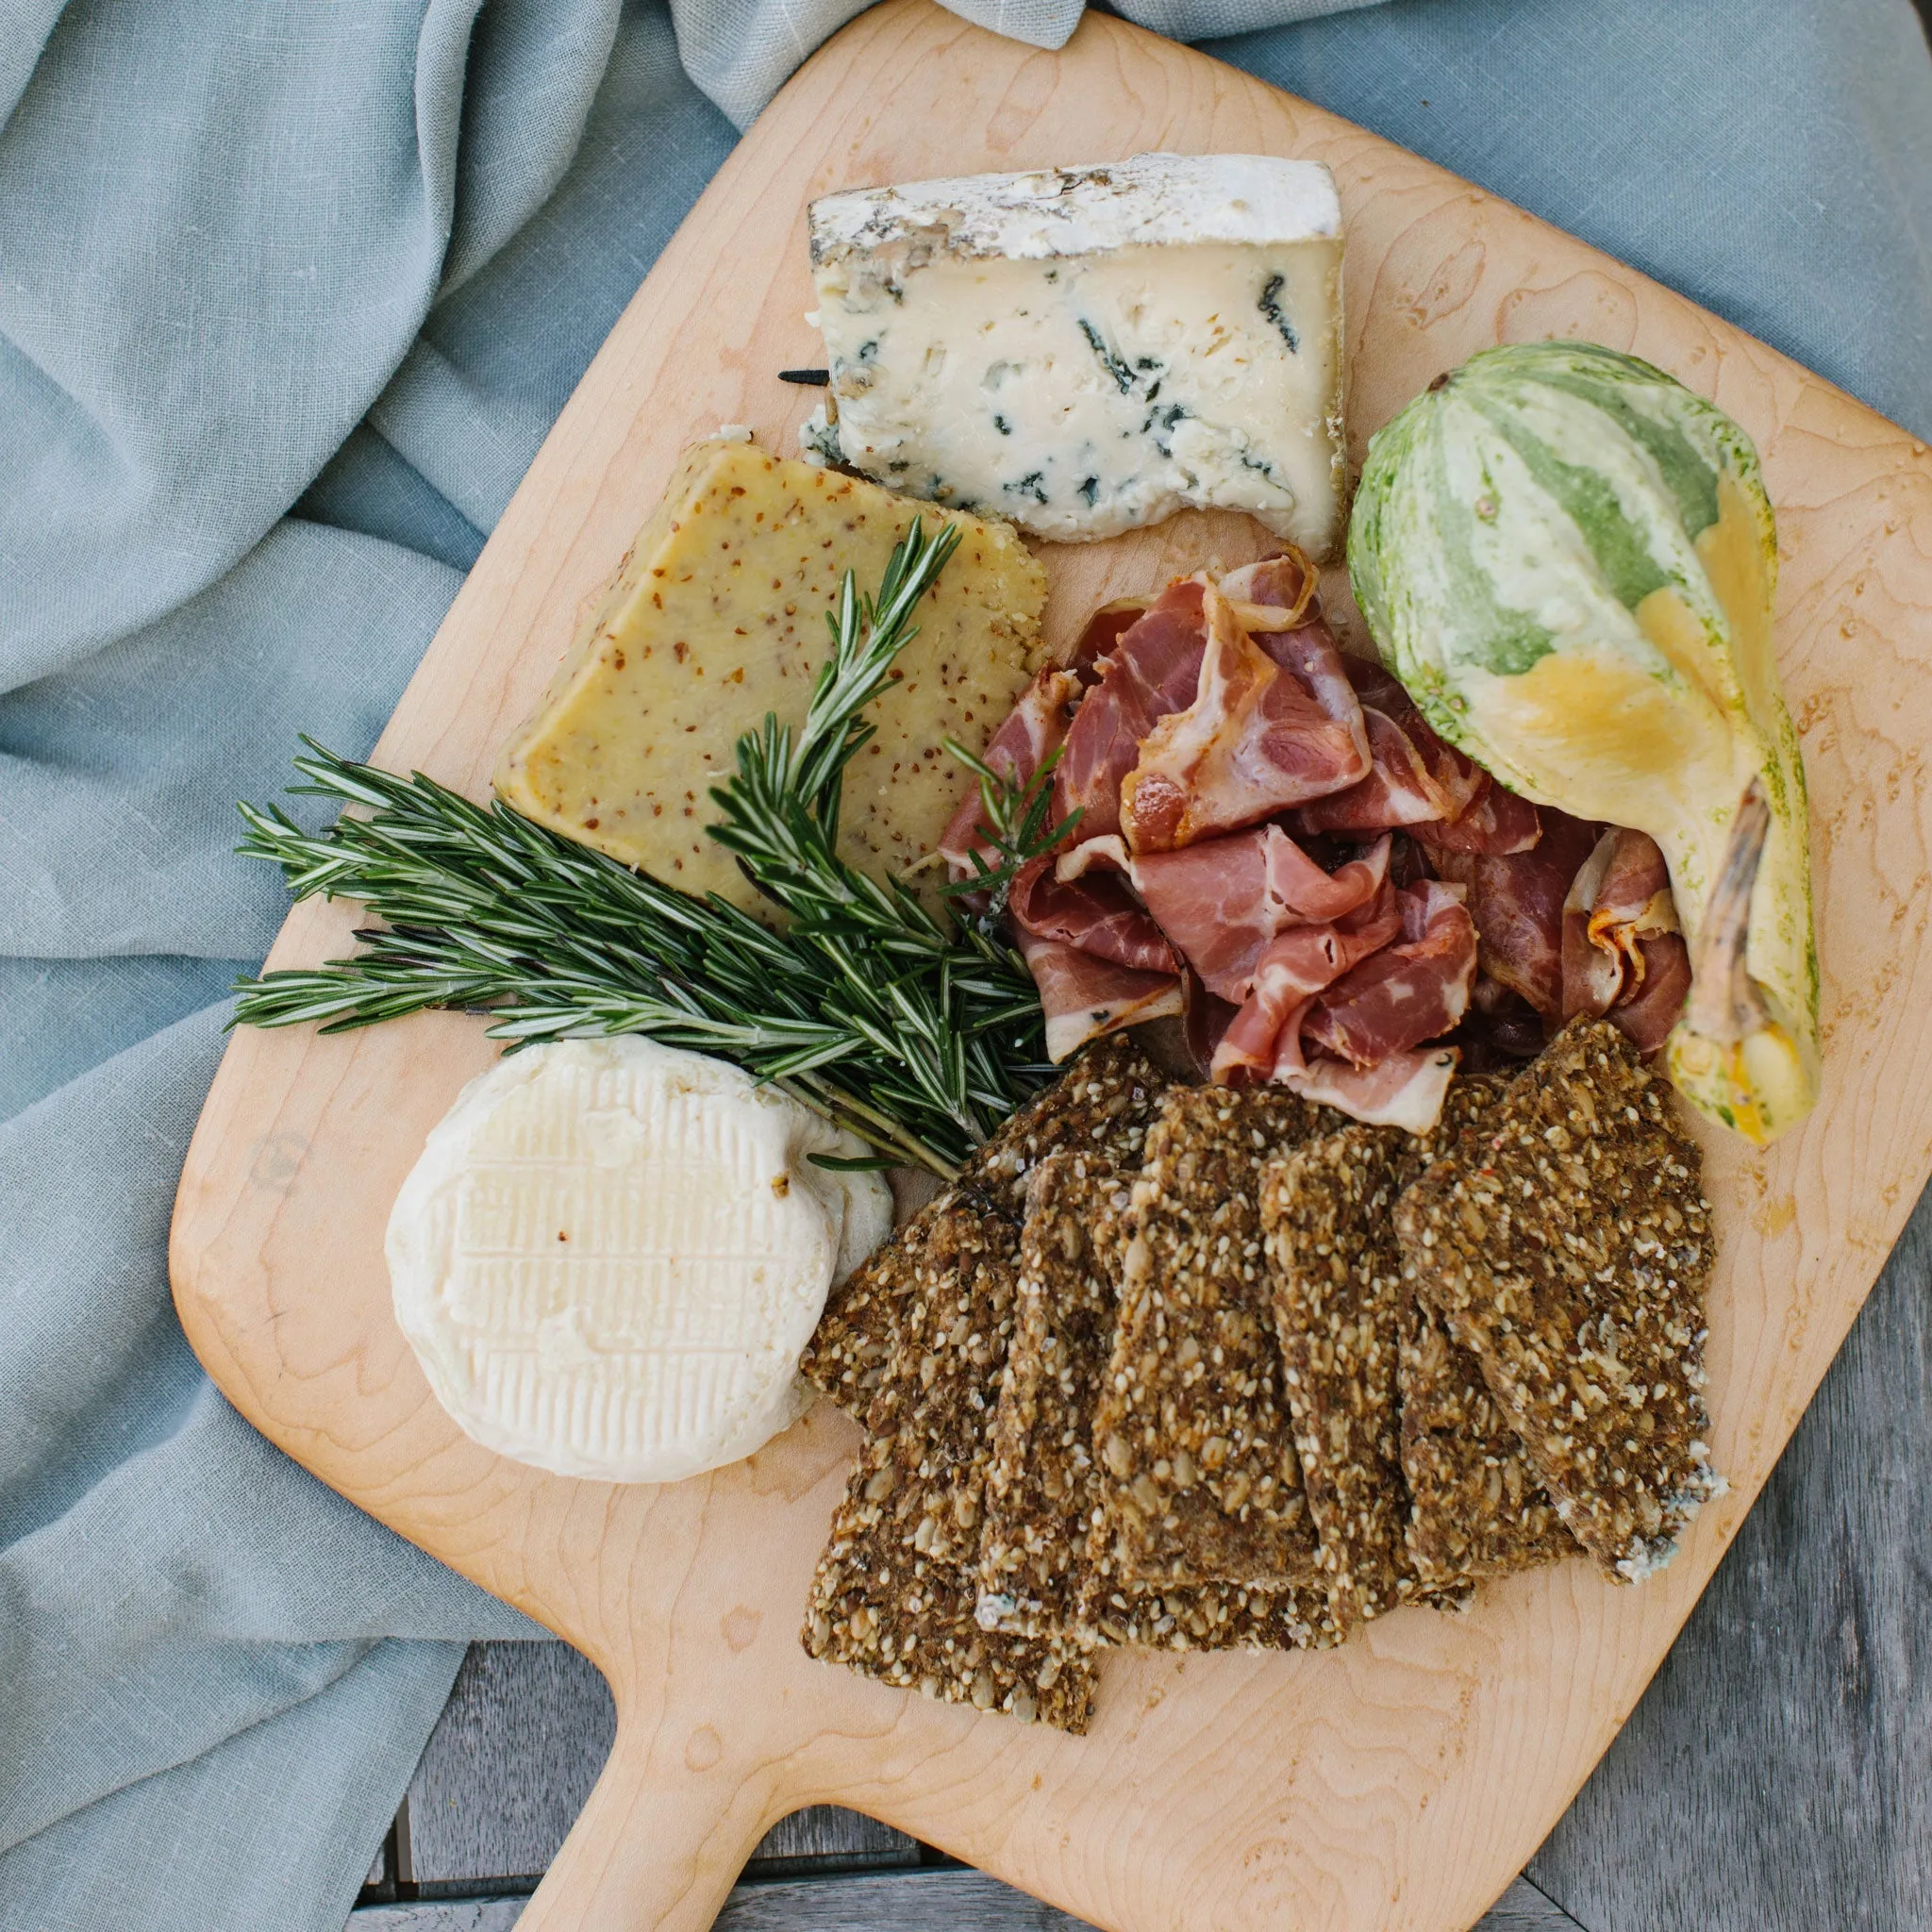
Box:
[1529,1176,1932,1932]
[345,1870,1582,1930]
[748,1806,920,1871]
[1478,1877,1590,1931]
[348,1904,527,1932]
[713,1868,1097,1929]
[406,1641,915,1884]
[406,1641,615,1884]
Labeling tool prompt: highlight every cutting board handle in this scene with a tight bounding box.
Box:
[513,1717,772,1932]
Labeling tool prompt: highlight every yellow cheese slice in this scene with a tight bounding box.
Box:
[495,438,1047,910]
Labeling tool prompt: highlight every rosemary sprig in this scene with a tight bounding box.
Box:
[940,740,1081,935]
[706,517,962,946]
[230,522,1058,1177]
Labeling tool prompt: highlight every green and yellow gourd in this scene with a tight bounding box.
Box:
[1347,341,1818,1145]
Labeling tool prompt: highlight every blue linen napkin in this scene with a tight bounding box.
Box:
[2,1,1927,1928]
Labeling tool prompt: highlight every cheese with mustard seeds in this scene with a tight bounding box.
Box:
[494,438,1046,911]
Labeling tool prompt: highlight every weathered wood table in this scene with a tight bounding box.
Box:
[341,1187,1930,1932]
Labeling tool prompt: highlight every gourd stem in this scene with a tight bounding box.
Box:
[1681,777,1772,1043]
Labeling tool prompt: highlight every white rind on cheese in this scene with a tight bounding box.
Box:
[808,151,1340,260]
[803,152,1346,552]
[386,1037,891,1485]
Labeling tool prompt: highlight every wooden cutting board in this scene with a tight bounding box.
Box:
[168,4,1932,1928]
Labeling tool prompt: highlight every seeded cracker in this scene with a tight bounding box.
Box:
[1091,1085,1331,1593]
[1391,1075,1574,1590]
[1082,1574,1327,1651]
[803,1197,1095,1724]
[798,1035,1167,1417]
[797,1197,950,1418]
[848,1202,1023,1571]
[980,1151,1330,1655]
[968,1031,1172,1215]
[1394,1020,1724,1583]
[1261,1126,1421,1623]
[976,1152,1129,1636]
[1398,1289,1573,1587]
[1389,1072,1514,1193]
[804,1491,1095,1730]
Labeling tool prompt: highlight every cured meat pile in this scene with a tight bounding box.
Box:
[941,552,1694,1130]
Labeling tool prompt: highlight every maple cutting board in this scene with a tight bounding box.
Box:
[169,5,1932,1928]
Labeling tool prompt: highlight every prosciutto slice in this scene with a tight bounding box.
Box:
[1561,827,1690,1054]
[1294,658,1484,837]
[1431,808,1602,1017]
[1071,599,1150,674]
[1208,881,1404,1084]
[1217,551,1321,628]
[938,665,1082,877]
[1412,779,1541,856]
[1278,1046,1462,1133]
[1181,967,1241,1078]
[1053,580,1210,843]
[1607,935,1693,1054]
[1119,583,1369,851]
[1014,927,1184,1062]
[1008,856,1178,975]
[1124,825,1391,1002]
[1302,880,1478,1067]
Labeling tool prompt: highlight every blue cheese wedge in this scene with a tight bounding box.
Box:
[386,1038,892,1485]
[803,152,1345,552]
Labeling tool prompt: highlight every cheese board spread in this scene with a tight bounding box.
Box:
[233,139,1776,1725]
[167,8,1932,1929]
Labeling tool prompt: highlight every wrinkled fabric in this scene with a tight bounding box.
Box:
[2,0,1928,1928]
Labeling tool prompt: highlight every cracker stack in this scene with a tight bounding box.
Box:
[979,1149,1331,1655]
[803,1018,1725,1733]
[800,1038,1170,1730]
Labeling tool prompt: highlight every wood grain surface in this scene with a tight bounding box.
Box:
[383,1641,1593,1927]
[171,5,1932,1930]
[404,1643,920,1888]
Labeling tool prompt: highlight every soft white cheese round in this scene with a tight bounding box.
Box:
[386,1036,891,1483]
